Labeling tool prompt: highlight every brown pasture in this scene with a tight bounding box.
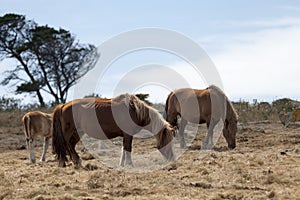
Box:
[0,109,299,199]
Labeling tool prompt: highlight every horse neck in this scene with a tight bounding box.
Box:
[226,99,238,122]
[145,108,166,133]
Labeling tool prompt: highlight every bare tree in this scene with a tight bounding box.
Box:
[0,14,46,106]
[0,14,99,106]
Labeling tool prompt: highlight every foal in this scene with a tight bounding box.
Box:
[22,111,52,163]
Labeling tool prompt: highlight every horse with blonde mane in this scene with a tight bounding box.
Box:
[165,85,238,149]
[52,93,175,167]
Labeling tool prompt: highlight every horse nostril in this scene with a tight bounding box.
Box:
[229,144,236,149]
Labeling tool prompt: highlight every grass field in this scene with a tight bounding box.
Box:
[0,108,299,199]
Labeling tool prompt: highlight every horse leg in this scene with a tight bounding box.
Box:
[40,136,50,162]
[120,147,126,166]
[58,142,68,168]
[202,118,216,149]
[58,132,73,168]
[68,134,81,168]
[120,134,133,167]
[27,138,36,163]
[68,144,81,168]
[179,118,187,148]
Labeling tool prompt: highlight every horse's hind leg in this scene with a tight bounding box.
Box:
[27,138,36,163]
[120,134,133,167]
[40,136,50,162]
[179,118,187,148]
[69,134,81,168]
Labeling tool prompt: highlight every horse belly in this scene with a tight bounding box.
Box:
[81,123,122,140]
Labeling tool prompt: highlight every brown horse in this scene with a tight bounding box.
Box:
[165,85,238,149]
[52,94,175,167]
[22,111,52,163]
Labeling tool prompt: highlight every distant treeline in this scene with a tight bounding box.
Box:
[232,98,300,123]
[1,95,299,113]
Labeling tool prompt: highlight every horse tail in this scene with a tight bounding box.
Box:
[52,104,67,161]
[164,92,173,120]
[22,114,32,142]
[164,91,179,128]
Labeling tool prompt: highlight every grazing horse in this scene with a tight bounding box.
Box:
[22,111,52,163]
[165,85,238,149]
[52,94,175,168]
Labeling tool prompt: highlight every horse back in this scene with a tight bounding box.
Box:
[60,98,130,139]
[22,111,52,139]
[167,88,211,123]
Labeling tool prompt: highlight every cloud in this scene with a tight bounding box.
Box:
[281,5,300,12]
[92,63,207,103]
[71,17,300,103]
[209,19,300,101]
[214,17,300,29]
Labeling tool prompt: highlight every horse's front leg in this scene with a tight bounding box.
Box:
[202,118,216,149]
[120,134,133,167]
[120,147,126,166]
[40,136,50,162]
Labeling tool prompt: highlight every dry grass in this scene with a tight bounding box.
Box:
[0,110,300,199]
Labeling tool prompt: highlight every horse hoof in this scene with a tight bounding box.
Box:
[121,162,133,168]
[74,165,81,169]
[74,163,82,169]
[125,164,134,169]
[58,162,66,168]
[180,143,187,149]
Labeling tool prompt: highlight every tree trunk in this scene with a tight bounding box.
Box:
[36,90,46,107]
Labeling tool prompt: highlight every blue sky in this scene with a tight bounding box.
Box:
[1,0,300,103]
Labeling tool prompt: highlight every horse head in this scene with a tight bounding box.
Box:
[223,118,238,149]
[156,124,175,161]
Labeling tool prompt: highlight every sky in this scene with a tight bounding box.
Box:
[0,0,300,104]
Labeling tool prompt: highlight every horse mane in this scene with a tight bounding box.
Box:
[208,85,238,122]
[113,93,170,133]
[112,93,130,103]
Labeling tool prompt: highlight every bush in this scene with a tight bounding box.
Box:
[0,96,21,111]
